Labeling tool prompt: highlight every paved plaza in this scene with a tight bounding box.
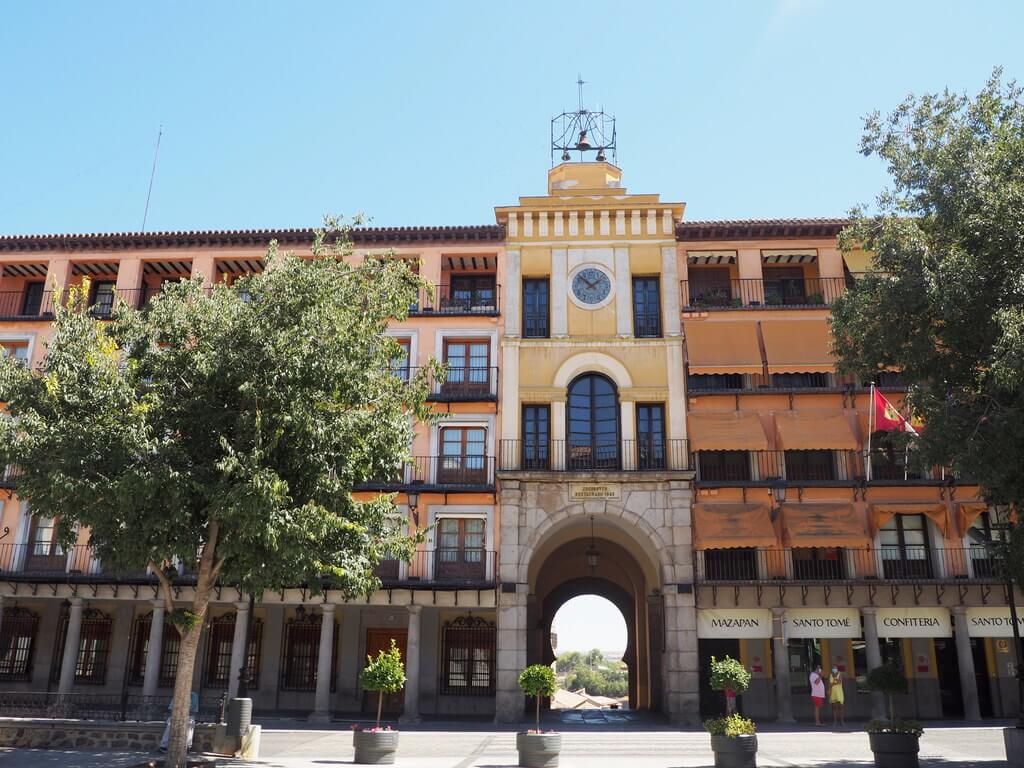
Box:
[0,722,1014,767]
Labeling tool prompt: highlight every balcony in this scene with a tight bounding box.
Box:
[680,276,849,310]
[692,450,860,484]
[0,543,150,581]
[0,288,151,320]
[398,366,498,402]
[694,547,1002,585]
[358,455,496,492]
[409,283,500,316]
[374,548,496,587]
[499,439,690,472]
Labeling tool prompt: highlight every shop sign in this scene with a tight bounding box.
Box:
[570,483,621,501]
[697,609,772,639]
[966,608,1024,638]
[876,607,951,638]
[785,608,861,639]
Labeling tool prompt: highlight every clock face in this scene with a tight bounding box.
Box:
[571,267,612,306]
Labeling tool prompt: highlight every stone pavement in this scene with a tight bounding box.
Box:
[0,724,1012,767]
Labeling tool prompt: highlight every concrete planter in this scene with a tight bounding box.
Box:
[516,732,561,768]
[353,730,399,765]
[709,733,757,768]
[868,732,920,768]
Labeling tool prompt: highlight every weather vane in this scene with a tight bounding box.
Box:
[551,75,616,166]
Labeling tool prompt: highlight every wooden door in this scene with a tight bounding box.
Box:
[362,629,407,716]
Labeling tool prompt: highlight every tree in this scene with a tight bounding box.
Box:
[567,665,628,698]
[584,648,604,669]
[361,639,406,729]
[554,651,583,674]
[709,656,751,715]
[0,222,437,767]
[830,70,1024,574]
[518,664,556,733]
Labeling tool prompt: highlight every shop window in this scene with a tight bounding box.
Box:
[792,547,845,580]
[787,638,822,693]
[0,607,39,681]
[127,611,182,687]
[851,639,870,693]
[784,450,836,482]
[436,518,486,581]
[522,279,550,338]
[702,548,758,581]
[280,609,336,691]
[440,616,496,696]
[438,427,487,484]
[522,405,550,470]
[770,372,830,389]
[204,613,263,689]
[632,276,661,338]
[50,609,113,685]
[687,373,745,392]
[636,403,666,470]
[695,451,751,482]
[879,514,932,578]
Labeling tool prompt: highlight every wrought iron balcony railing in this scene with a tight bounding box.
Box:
[373,548,496,586]
[691,450,947,485]
[499,439,690,472]
[694,547,1003,584]
[409,283,500,316]
[680,276,849,310]
[359,455,496,490]
[393,366,498,401]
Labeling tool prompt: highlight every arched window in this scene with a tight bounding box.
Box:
[567,373,620,469]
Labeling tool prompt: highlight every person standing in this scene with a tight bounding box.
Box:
[828,666,845,727]
[809,664,826,726]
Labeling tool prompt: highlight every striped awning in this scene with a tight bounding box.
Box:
[71,262,119,276]
[216,258,266,275]
[1,262,48,277]
[761,249,818,264]
[687,250,737,265]
[443,255,497,271]
[143,260,192,275]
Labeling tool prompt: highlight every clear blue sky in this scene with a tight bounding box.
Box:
[1,1,1021,236]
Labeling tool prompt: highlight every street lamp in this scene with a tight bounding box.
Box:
[967,505,1024,729]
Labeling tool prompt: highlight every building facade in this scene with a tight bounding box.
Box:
[0,159,1020,724]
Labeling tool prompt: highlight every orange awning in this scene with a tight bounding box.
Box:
[684,320,763,375]
[781,503,870,548]
[871,503,952,538]
[688,411,770,451]
[761,319,835,374]
[693,503,779,549]
[957,502,989,538]
[775,411,858,450]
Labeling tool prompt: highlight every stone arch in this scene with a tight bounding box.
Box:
[552,351,634,389]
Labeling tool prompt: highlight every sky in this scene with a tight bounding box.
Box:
[2,1,1023,237]
[552,595,627,655]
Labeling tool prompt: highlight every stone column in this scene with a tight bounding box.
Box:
[661,246,682,337]
[227,600,250,699]
[952,607,982,721]
[308,604,336,723]
[142,599,166,698]
[551,248,568,338]
[401,605,422,723]
[58,598,84,695]
[495,590,527,723]
[771,607,794,722]
[861,607,887,720]
[614,247,632,337]
[663,590,700,724]
[503,250,521,337]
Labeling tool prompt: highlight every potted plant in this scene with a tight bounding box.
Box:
[806,291,825,305]
[863,663,923,768]
[705,656,756,768]
[354,638,406,765]
[516,664,560,768]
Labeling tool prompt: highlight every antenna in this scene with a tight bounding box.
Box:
[577,74,586,112]
[141,126,163,233]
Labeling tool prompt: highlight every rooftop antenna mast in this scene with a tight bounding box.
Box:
[141,125,163,233]
[551,77,616,166]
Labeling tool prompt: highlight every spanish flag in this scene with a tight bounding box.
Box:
[873,388,919,435]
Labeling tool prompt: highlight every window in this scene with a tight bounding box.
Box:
[127,612,181,687]
[523,279,549,338]
[438,427,488,484]
[636,403,666,469]
[688,267,733,307]
[870,432,924,480]
[51,609,113,685]
[792,547,845,580]
[442,340,490,398]
[24,516,64,573]
[872,371,906,388]
[440,617,496,695]
[702,548,758,580]
[204,613,263,689]
[771,372,830,389]
[390,339,411,381]
[968,511,1003,578]
[695,451,750,482]
[0,607,39,681]
[784,450,835,481]
[436,518,486,581]
[567,374,620,470]
[1,341,29,366]
[763,267,806,305]
[632,276,661,337]
[280,610,336,691]
[522,405,550,470]
[787,638,822,693]
[89,281,117,318]
[687,373,745,392]
[445,275,496,313]
[879,514,932,578]
[21,281,45,315]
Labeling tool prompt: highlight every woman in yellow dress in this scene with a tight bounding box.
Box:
[828,666,845,727]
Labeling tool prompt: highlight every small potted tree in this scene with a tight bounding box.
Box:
[863,663,923,768]
[704,655,756,768]
[354,639,406,765]
[517,664,560,768]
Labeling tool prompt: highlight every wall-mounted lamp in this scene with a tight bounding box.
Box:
[768,478,787,522]
[584,516,600,572]
[406,488,420,526]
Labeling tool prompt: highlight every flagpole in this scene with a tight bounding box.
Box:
[866,383,875,482]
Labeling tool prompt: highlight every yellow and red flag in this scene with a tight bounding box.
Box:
[873,388,919,435]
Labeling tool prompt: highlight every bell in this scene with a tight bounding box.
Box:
[561,150,571,162]
[576,130,592,150]
[596,149,607,162]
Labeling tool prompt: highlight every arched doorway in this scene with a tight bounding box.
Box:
[567,373,620,469]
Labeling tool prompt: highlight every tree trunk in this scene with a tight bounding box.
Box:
[535,693,540,732]
[376,690,383,729]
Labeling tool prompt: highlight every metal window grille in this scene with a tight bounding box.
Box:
[440,616,495,696]
[126,612,182,687]
[51,609,113,685]
[204,613,263,689]
[0,607,39,682]
[280,610,336,692]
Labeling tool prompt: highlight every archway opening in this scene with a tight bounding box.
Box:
[550,595,629,710]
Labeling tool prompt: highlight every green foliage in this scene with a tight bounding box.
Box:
[168,609,202,633]
[518,664,557,698]
[708,656,751,696]
[361,639,406,694]
[567,665,628,698]
[584,648,604,668]
[866,719,923,737]
[863,664,908,697]
[554,651,583,674]
[829,70,1024,574]
[703,714,756,737]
